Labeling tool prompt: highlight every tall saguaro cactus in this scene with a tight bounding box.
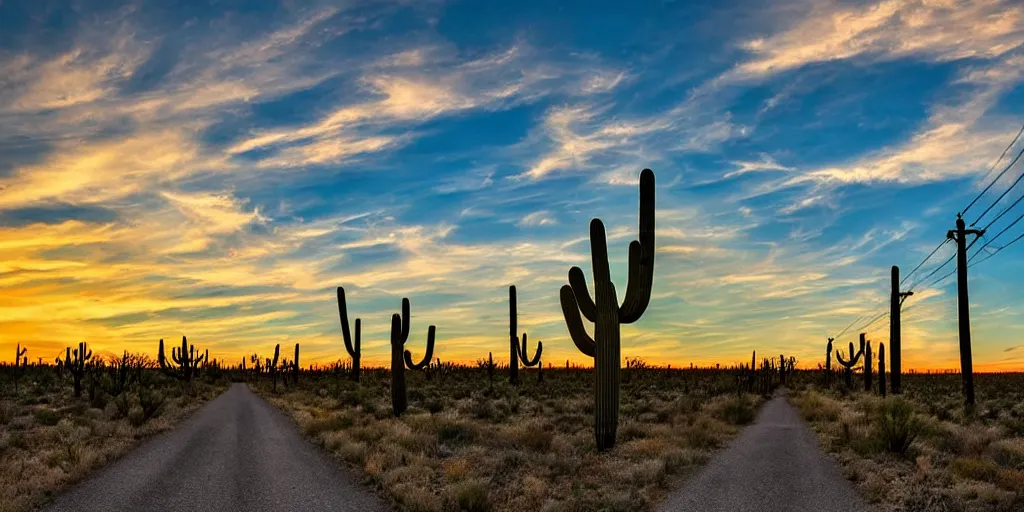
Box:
[293,343,300,384]
[560,168,655,451]
[836,334,865,389]
[269,344,280,391]
[826,337,833,372]
[336,287,362,382]
[879,343,887,397]
[864,340,873,392]
[509,285,542,385]
[390,298,436,417]
[70,342,92,397]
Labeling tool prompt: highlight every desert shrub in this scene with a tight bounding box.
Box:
[425,397,445,414]
[304,414,353,436]
[33,408,62,426]
[435,419,476,445]
[0,401,13,425]
[128,406,146,427]
[453,478,491,512]
[874,398,920,455]
[138,388,166,422]
[714,395,756,425]
[113,393,132,419]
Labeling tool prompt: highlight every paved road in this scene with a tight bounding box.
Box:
[659,390,867,512]
[44,383,387,512]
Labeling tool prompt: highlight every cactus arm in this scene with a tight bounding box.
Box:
[519,333,542,367]
[560,285,596,357]
[589,219,612,286]
[567,267,599,322]
[619,169,656,323]
[404,325,436,370]
[400,298,410,342]
[336,287,360,358]
[354,318,361,360]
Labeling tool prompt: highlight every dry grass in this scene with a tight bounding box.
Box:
[256,368,765,511]
[790,373,1024,511]
[0,367,229,512]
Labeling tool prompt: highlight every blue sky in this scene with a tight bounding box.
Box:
[1,0,1023,370]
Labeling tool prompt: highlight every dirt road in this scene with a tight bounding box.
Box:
[658,390,866,511]
[44,383,386,512]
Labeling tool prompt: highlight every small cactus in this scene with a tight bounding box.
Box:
[835,334,865,389]
[336,287,361,382]
[390,298,436,417]
[560,168,655,451]
[509,285,543,386]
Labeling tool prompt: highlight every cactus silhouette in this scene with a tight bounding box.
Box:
[390,298,436,417]
[56,347,72,375]
[159,336,205,382]
[269,344,280,391]
[879,343,887,397]
[509,285,542,386]
[560,168,655,451]
[12,344,28,393]
[836,334,865,389]
[864,340,873,392]
[336,287,361,382]
[70,342,92,397]
[825,337,833,373]
[293,343,300,384]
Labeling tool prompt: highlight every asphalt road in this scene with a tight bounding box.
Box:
[44,383,386,512]
[659,390,867,512]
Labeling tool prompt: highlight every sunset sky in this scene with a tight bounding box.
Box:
[1,0,1023,371]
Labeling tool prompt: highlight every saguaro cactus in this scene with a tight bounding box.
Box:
[159,336,206,382]
[336,287,362,382]
[293,343,300,384]
[269,344,280,391]
[390,298,436,417]
[509,285,542,386]
[560,168,655,451]
[826,337,833,372]
[835,334,865,389]
[70,342,92,397]
[56,347,72,375]
[879,343,887,397]
[13,344,28,393]
[864,340,873,392]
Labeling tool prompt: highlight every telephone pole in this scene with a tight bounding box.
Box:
[947,214,984,406]
[889,265,913,394]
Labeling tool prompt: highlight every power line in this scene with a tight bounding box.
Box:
[900,239,949,285]
[968,229,1024,268]
[980,191,1024,231]
[908,251,955,292]
[963,123,1024,215]
[969,143,1024,226]
[833,315,863,340]
[969,213,1024,263]
[858,311,890,333]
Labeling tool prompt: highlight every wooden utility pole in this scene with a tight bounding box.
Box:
[947,215,984,406]
[889,265,913,394]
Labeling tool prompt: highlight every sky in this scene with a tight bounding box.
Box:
[1,0,1023,371]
